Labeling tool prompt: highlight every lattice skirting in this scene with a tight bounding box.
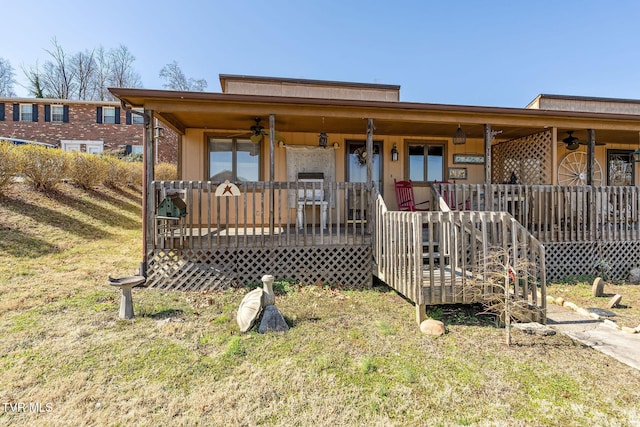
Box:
[146,246,372,291]
[544,241,640,282]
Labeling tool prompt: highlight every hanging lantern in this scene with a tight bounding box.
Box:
[453,124,466,145]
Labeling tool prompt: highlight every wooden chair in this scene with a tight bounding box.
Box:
[394,179,430,211]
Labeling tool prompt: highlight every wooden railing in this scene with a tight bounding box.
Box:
[375,189,546,322]
[153,181,371,249]
[432,183,640,242]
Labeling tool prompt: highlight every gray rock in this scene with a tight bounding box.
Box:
[586,307,616,317]
[258,305,289,333]
[513,322,557,336]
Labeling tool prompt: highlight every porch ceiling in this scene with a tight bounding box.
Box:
[110,88,640,144]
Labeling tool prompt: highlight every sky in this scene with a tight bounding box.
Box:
[3,0,640,108]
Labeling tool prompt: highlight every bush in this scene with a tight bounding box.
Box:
[0,141,20,194]
[69,151,108,189]
[17,145,70,192]
[155,162,177,181]
[102,156,130,188]
[126,162,143,187]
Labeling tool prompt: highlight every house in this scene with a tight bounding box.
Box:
[0,97,178,163]
[110,75,640,323]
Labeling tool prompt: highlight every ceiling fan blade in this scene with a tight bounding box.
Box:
[250,133,263,143]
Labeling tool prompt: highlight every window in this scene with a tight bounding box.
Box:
[20,104,34,121]
[51,105,64,122]
[103,107,116,124]
[607,149,634,186]
[208,137,261,181]
[407,142,444,182]
[131,145,143,155]
[131,108,145,124]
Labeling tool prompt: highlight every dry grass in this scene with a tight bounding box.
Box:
[1,183,640,426]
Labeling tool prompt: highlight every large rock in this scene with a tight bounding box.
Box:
[258,305,289,333]
[420,319,446,336]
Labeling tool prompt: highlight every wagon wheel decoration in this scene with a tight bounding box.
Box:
[557,151,602,186]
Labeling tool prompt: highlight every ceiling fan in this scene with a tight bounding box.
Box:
[562,131,605,151]
[231,117,284,143]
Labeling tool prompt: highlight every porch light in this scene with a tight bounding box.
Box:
[391,143,398,161]
[453,124,466,145]
[154,125,164,140]
[633,148,640,163]
[318,132,328,148]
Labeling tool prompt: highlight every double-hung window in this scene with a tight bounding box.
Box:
[208,137,261,182]
[103,107,116,124]
[20,104,34,121]
[407,142,444,183]
[51,105,64,122]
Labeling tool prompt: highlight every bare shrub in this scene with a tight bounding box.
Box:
[69,152,108,189]
[126,162,143,187]
[154,162,177,181]
[102,156,129,188]
[0,140,20,194]
[17,145,70,192]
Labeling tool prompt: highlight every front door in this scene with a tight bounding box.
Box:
[346,140,382,222]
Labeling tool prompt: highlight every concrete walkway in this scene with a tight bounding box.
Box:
[546,303,640,371]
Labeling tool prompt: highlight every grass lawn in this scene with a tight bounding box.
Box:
[1,183,639,426]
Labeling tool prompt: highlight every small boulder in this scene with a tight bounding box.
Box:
[258,305,289,333]
[592,277,604,297]
[608,294,623,309]
[513,322,556,336]
[554,297,565,306]
[420,319,446,336]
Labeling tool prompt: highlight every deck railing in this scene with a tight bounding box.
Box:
[375,189,546,322]
[153,180,371,249]
[432,183,640,242]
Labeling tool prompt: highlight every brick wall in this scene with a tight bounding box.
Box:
[0,99,178,164]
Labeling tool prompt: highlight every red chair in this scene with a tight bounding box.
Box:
[394,179,430,211]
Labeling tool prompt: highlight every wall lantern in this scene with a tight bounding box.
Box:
[453,124,466,145]
[318,132,328,148]
[391,143,398,161]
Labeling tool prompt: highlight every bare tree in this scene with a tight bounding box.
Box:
[107,45,142,94]
[22,62,45,98]
[0,58,16,96]
[159,61,207,91]
[40,38,76,98]
[71,49,96,100]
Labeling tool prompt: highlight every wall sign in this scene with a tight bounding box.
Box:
[453,153,485,164]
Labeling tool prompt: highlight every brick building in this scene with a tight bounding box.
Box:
[0,97,177,163]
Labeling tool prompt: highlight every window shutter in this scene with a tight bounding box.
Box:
[44,105,51,122]
[32,104,38,122]
[125,110,132,125]
[96,107,102,123]
[125,144,132,154]
[13,103,19,121]
[115,107,121,124]
[63,105,69,122]
[0,104,4,121]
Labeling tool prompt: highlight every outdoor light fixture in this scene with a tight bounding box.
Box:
[634,132,640,162]
[154,125,164,140]
[453,124,466,145]
[318,117,328,148]
[391,143,398,161]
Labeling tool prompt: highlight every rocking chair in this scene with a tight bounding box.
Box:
[394,179,430,211]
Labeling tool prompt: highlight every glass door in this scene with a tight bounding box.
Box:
[346,141,382,222]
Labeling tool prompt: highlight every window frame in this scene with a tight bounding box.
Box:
[102,107,116,124]
[131,108,145,125]
[206,136,262,182]
[19,104,33,122]
[405,140,446,184]
[51,105,65,123]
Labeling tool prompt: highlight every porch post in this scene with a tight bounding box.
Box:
[484,124,492,184]
[142,109,156,276]
[587,129,596,185]
[269,114,275,235]
[366,119,374,233]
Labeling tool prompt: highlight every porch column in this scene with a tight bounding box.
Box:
[484,124,492,184]
[142,109,156,276]
[366,119,374,233]
[269,114,275,236]
[587,129,596,185]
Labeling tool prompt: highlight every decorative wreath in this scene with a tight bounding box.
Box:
[354,146,367,165]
